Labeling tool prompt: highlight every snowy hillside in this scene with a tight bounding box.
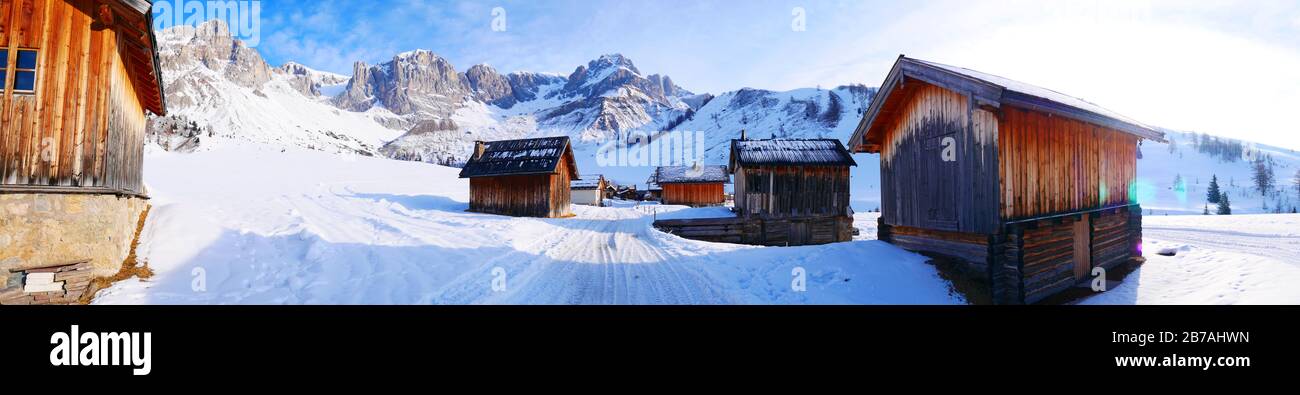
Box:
[151,20,404,155]
[1136,130,1300,215]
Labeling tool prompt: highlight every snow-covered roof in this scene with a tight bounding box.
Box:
[912,58,1154,133]
[850,55,1165,152]
[571,174,604,189]
[653,165,730,184]
[458,136,578,178]
[730,139,857,167]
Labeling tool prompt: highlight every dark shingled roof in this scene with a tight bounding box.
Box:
[654,165,730,184]
[459,136,578,178]
[730,139,857,168]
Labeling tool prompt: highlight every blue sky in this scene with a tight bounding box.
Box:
[163,0,1300,149]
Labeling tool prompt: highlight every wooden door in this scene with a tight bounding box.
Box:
[1072,217,1091,281]
[923,132,959,230]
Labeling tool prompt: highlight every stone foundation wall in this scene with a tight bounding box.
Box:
[0,193,147,289]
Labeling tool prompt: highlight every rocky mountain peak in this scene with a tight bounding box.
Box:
[158,19,272,90]
[464,64,513,105]
[334,49,470,119]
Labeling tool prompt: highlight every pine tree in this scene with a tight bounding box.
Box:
[1217,192,1232,215]
[1252,156,1275,200]
[1292,169,1300,202]
[1206,174,1221,204]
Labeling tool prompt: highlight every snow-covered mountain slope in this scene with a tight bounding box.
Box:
[1136,130,1300,215]
[151,20,403,155]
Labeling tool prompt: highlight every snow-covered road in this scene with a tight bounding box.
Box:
[433,206,743,304]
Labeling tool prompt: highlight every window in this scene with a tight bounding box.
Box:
[0,49,6,92]
[1,48,37,94]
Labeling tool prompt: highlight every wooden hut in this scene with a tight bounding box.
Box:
[0,0,166,304]
[459,136,578,218]
[848,55,1164,304]
[570,173,605,207]
[727,138,857,244]
[652,164,728,207]
[730,138,856,218]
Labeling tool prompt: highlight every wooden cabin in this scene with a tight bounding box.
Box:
[459,136,578,218]
[0,0,164,195]
[571,173,605,207]
[730,139,856,218]
[848,56,1165,304]
[726,138,857,245]
[0,0,166,305]
[652,164,728,207]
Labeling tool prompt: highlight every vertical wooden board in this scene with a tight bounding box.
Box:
[56,3,87,185]
[0,0,11,46]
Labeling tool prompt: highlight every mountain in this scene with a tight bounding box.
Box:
[148,20,403,155]
[148,20,873,169]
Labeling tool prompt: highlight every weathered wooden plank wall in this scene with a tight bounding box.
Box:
[734,165,850,218]
[877,81,1000,234]
[547,158,572,217]
[0,0,147,195]
[469,161,572,217]
[469,175,551,218]
[661,183,723,207]
[998,106,1137,220]
[654,215,852,246]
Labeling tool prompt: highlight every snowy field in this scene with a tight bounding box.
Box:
[94,144,959,304]
[92,144,1300,305]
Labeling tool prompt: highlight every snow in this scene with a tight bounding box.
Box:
[90,142,1300,305]
[1079,214,1300,305]
[94,144,962,305]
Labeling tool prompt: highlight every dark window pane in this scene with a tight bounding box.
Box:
[17,50,37,69]
[0,49,8,65]
[0,71,6,91]
[15,71,34,91]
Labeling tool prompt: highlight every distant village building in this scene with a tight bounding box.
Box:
[459,137,578,218]
[652,164,729,207]
[0,0,167,304]
[571,174,606,207]
[644,173,662,201]
[849,56,1164,304]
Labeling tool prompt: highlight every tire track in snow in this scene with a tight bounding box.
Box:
[437,205,739,304]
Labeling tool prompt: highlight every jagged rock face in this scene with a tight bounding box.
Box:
[552,54,690,104]
[463,64,513,105]
[278,62,349,97]
[161,20,272,90]
[334,50,470,117]
[504,72,566,105]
